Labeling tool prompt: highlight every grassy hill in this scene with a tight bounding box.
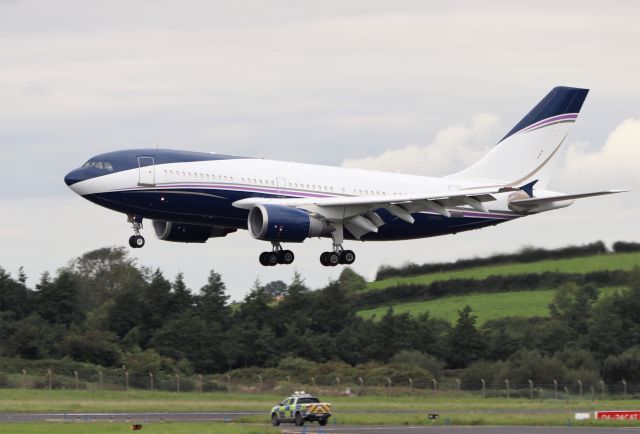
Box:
[358,251,639,323]
[367,252,640,291]
[357,286,625,324]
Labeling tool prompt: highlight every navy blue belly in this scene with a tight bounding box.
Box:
[85,188,516,241]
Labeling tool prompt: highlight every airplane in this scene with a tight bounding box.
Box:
[64,86,625,267]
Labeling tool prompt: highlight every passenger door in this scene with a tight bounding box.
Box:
[138,156,155,186]
[276,177,287,197]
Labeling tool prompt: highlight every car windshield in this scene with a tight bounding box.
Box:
[297,397,319,404]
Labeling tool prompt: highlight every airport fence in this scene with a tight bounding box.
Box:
[1,368,639,400]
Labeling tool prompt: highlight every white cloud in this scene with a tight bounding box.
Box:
[341,113,502,176]
[557,118,640,190]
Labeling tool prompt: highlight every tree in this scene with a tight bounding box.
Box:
[446,306,485,368]
[0,267,31,319]
[197,269,231,326]
[172,273,194,314]
[107,287,144,339]
[140,270,175,341]
[63,330,122,366]
[150,310,226,373]
[263,280,287,298]
[35,270,83,327]
[603,347,640,383]
[549,283,599,338]
[337,268,367,292]
[64,246,146,312]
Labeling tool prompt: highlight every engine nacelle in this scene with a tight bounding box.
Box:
[248,204,330,242]
[152,221,236,243]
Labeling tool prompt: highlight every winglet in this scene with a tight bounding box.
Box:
[520,180,538,198]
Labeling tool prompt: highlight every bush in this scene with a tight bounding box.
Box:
[612,241,640,253]
[375,241,608,280]
[603,347,640,383]
[462,360,508,388]
[390,350,444,379]
[63,331,121,367]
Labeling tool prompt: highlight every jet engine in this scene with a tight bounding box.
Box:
[152,221,236,243]
[248,204,330,242]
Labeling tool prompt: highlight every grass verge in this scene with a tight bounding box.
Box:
[1,389,640,413]
[0,422,278,434]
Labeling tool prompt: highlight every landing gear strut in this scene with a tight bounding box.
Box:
[259,242,294,266]
[127,215,145,248]
[319,224,355,266]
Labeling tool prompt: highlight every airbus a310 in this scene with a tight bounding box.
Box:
[64,87,624,266]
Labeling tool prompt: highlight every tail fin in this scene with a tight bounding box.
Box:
[448,86,589,188]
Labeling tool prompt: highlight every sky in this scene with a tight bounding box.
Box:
[0,1,638,299]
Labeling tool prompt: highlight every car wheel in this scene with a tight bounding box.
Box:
[319,417,328,426]
[294,412,304,426]
[271,413,280,426]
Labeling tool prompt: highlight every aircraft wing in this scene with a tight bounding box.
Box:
[509,190,627,207]
[232,186,517,239]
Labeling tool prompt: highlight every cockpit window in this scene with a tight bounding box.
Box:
[82,161,114,171]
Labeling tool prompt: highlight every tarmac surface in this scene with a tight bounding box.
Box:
[0,412,638,433]
[279,427,640,434]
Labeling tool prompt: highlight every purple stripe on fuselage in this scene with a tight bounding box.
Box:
[121,182,335,199]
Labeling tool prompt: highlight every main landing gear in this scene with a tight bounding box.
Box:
[127,215,145,248]
[259,242,294,266]
[319,223,355,266]
[320,246,355,266]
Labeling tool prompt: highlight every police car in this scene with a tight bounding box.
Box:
[270,391,332,426]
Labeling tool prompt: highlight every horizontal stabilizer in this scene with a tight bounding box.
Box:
[510,190,627,207]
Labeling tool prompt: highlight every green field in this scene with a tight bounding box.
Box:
[358,286,624,323]
[1,390,639,429]
[367,252,640,290]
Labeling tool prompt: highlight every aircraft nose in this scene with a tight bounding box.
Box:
[64,169,84,187]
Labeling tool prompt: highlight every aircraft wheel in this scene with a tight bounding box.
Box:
[340,250,355,265]
[327,252,340,266]
[278,250,294,265]
[129,235,145,248]
[265,252,278,266]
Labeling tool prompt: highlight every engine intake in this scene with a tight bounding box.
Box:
[248,204,330,242]
[152,221,236,243]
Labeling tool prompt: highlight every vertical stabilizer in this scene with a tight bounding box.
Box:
[448,86,589,188]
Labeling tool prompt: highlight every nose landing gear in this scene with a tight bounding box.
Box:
[127,215,145,248]
[259,242,294,266]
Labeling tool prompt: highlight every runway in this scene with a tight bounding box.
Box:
[0,412,637,433]
[279,427,640,434]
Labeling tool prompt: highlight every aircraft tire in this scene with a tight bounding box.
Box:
[340,250,355,264]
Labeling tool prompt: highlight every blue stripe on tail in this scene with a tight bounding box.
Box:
[499,86,589,143]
